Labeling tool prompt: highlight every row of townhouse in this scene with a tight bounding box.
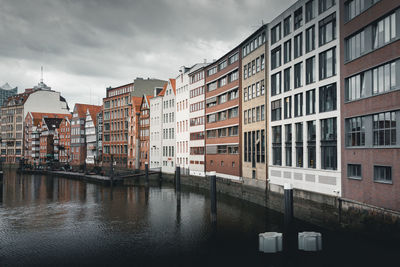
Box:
[143,0,400,212]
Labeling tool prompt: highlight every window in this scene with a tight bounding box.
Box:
[319,47,336,80]
[271,23,281,44]
[305,0,315,22]
[346,116,365,147]
[306,89,316,115]
[284,68,291,92]
[261,80,265,95]
[306,26,315,53]
[348,164,362,179]
[319,83,337,112]
[294,7,303,30]
[373,61,397,95]
[345,72,365,101]
[295,122,303,167]
[294,62,303,88]
[244,66,247,79]
[373,13,397,49]
[294,93,303,117]
[373,112,396,146]
[294,33,303,58]
[261,105,265,121]
[208,67,217,76]
[321,117,337,170]
[346,30,365,61]
[306,56,315,84]
[284,16,291,36]
[229,53,239,64]
[218,60,227,71]
[307,120,316,168]
[374,166,392,183]
[345,0,380,22]
[271,72,281,96]
[319,13,336,46]
[271,46,281,70]
[271,100,282,121]
[284,96,292,119]
[284,40,291,64]
[272,126,282,165]
[244,132,248,162]
[285,124,292,166]
[261,130,265,163]
[319,0,335,14]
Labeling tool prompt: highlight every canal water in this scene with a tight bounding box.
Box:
[0,170,398,267]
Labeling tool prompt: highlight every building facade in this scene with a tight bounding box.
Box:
[149,84,166,170]
[188,64,208,177]
[241,25,268,182]
[268,0,341,196]
[57,115,72,163]
[139,95,152,170]
[340,0,400,210]
[205,48,241,180]
[127,96,142,169]
[85,107,102,165]
[161,79,176,174]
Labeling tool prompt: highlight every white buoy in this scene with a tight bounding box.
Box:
[259,232,283,253]
[298,232,322,251]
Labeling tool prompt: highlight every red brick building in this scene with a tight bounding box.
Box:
[57,115,72,163]
[204,47,241,180]
[127,96,142,169]
[139,95,152,170]
[340,0,400,211]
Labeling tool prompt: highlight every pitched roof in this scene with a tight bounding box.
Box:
[131,96,142,111]
[73,103,101,118]
[28,112,72,127]
[85,105,102,126]
[169,79,176,95]
[157,82,168,97]
[43,118,64,131]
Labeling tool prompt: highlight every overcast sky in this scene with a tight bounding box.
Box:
[0,0,295,108]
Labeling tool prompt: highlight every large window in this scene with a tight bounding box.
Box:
[319,47,336,80]
[374,166,392,183]
[271,100,282,121]
[284,96,292,119]
[295,122,303,167]
[294,62,303,88]
[345,0,380,22]
[306,56,315,84]
[284,40,292,64]
[348,164,362,179]
[271,72,281,96]
[319,0,335,14]
[294,33,303,59]
[272,126,282,166]
[285,124,292,166]
[284,16,291,36]
[345,30,365,61]
[306,26,315,53]
[345,72,365,101]
[373,13,397,49]
[294,7,303,30]
[346,116,365,147]
[319,12,336,46]
[321,117,337,170]
[271,47,282,70]
[319,83,337,112]
[373,111,396,146]
[284,68,291,92]
[305,0,315,22]
[307,120,316,168]
[306,89,316,115]
[373,61,397,95]
[294,93,303,117]
[271,23,281,44]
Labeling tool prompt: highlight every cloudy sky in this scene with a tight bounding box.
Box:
[0,0,295,107]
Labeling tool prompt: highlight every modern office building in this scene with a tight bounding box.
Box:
[241,25,268,183]
[204,47,241,180]
[268,0,341,196]
[0,83,17,107]
[340,0,400,211]
[161,79,176,174]
[188,63,209,177]
[149,84,166,170]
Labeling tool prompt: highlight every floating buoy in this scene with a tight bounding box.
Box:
[259,232,282,253]
[298,232,322,251]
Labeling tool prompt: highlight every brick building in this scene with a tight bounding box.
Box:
[127,96,142,169]
[139,95,152,170]
[340,0,400,211]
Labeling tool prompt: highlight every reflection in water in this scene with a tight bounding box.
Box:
[0,170,398,267]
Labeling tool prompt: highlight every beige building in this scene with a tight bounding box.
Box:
[241,25,268,182]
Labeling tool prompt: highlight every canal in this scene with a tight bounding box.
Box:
[0,170,398,266]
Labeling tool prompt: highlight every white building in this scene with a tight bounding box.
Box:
[268,0,341,196]
[85,109,97,164]
[149,84,166,170]
[175,66,191,175]
[161,79,176,174]
[188,63,208,177]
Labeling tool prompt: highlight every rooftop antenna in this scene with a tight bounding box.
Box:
[41,66,44,83]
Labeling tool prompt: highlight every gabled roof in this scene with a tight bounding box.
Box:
[169,79,176,95]
[131,96,142,111]
[157,82,168,97]
[73,103,101,118]
[43,118,63,131]
[141,95,153,110]
[85,105,102,126]
[28,112,72,127]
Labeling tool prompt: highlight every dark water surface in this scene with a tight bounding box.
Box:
[0,170,398,267]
